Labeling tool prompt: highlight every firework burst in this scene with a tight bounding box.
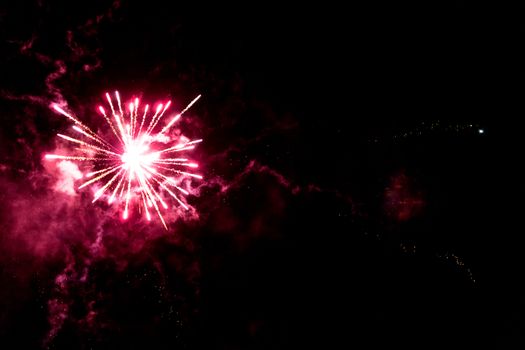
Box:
[45,91,203,229]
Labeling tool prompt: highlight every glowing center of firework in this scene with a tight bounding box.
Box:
[45,91,203,230]
[121,141,156,174]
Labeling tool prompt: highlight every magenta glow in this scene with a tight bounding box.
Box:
[45,91,203,229]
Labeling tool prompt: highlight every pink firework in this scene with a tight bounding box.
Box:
[45,91,203,229]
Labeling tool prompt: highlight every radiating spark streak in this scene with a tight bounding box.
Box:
[44,154,110,161]
[98,106,123,145]
[86,165,120,178]
[156,139,203,155]
[57,134,120,157]
[158,145,195,154]
[159,114,180,136]
[93,168,124,203]
[155,179,189,209]
[123,170,132,219]
[151,163,203,179]
[118,178,126,198]
[148,162,204,180]
[135,169,167,229]
[155,158,188,162]
[46,92,203,227]
[144,104,162,137]
[137,104,149,137]
[140,191,151,221]
[150,175,189,210]
[74,147,97,154]
[78,165,122,189]
[128,102,135,137]
[110,174,125,204]
[115,91,124,118]
[72,125,112,149]
[132,98,139,137]
[53,104,112,146]
[105,93,116,115]
[178,171,203,179]
[142,164,189,196]
[147,101,171,135]
[138,168,169,210]
[112,111,127,145]
[52,104,85,128]
[144,176,168,209]
[180,94,201,115]
[107,92,128,144]
[153,161,198,167]
[175,185,189,195]
[154,139,203,155]
[159,95,201,135]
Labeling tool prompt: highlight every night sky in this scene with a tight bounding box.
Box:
[1,1,525,348]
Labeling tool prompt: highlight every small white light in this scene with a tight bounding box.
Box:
[478,129,484,134]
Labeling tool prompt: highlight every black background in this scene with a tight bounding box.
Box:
[1,1,525,348]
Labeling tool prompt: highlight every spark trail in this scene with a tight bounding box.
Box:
[45,92,203,229]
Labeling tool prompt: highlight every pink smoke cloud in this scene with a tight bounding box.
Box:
[54,160,83,195]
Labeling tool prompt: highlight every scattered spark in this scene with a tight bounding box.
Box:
[439,252,476,284]
[45,91,203,229]
[372,120,485,144]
